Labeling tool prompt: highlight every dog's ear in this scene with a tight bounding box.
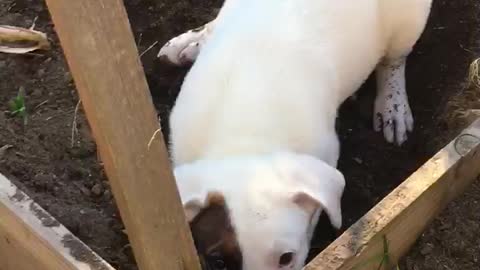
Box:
[183,191,226,222]
[173,162,223,221]
[275,153,345,229]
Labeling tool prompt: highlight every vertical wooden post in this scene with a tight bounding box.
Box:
[44,1,201,270]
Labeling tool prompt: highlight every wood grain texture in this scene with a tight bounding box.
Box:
[305,118,480,270]
[44,1,201,270]
[0,173,115,270]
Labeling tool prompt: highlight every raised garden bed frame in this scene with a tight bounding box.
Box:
[1,1,480,270]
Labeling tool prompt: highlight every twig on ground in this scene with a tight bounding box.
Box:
[71,100,82,148]
[459,43,475,54]
[45,109,74,121]
[137,33,143,47]
[34,99,49,111]
[30,16,39,30]
[0,144,13,158]
[139,41,159,58]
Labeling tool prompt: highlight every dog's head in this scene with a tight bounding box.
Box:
[174,152,345,270]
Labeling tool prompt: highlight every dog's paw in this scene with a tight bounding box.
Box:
[157,28,206,66]
[374,92,414,146]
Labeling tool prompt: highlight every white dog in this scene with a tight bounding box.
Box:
[159,0,432,269]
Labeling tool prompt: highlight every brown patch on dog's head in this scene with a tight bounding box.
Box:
[190,192,242,270]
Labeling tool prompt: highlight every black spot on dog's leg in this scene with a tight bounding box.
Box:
[393,104,399,112]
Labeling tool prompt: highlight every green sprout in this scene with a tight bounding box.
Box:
[351,235,399,270]
[9,86,28,125]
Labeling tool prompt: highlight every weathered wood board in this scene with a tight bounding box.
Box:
[44,1,201,270]
[305,118,480,270]
[0,172,115,270]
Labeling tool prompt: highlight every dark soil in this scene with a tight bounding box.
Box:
[0,0,479,270]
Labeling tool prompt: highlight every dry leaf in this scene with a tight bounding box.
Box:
[0,25,50,54]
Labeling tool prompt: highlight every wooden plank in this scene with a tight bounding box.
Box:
[0,172,115,270]
[44,1,201,270]
[305,118,480,270]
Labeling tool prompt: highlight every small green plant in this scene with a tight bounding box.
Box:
[9,86,28,125]
[351,235,399,270]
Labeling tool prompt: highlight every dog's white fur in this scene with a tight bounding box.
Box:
[162,0,432,269]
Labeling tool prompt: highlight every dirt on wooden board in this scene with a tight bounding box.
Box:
[0,0,479,270]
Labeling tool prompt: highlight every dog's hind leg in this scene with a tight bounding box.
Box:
[157,19,217,66]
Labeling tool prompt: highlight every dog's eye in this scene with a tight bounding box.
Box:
[278,252,294,267]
